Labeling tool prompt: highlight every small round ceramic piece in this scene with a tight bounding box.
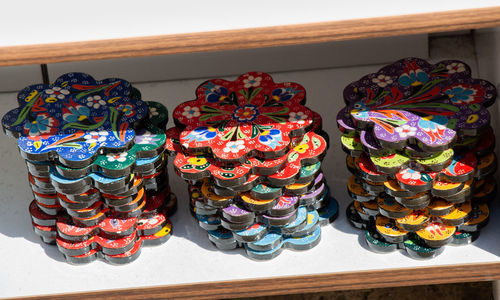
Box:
[201,180,233,208]
[451,231,480,246]
[441,178,473,204]
[432,178,464,198]
[240,193,278,213]
[404,236,444,259]
[395,168,437,193]
[416,220,455,248]
[354,200,378,221]
[473,176,497,203]
[347,176,376,202]
[458,203,489,232]
[370,150,410,174]
[439,201,472,226]
[475,152,497,179]
[438,152,477,183]
[375,215,408,244]
[346,202,369,230]
[384,179,418,198]
[360,178,385,194]
[394,192,430,209]
[365,230,398,253]
[346,155,359,175]
[396,209,430,232]
[377,194,411,219]
[358,154,388,183]
[341,131,363,157]
[427,198,454,216]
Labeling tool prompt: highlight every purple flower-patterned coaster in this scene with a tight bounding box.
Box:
[337,58,496,152]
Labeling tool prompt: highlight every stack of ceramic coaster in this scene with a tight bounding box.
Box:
[2,73,176,264]
[166,72,338,260]
[337,58,497,259]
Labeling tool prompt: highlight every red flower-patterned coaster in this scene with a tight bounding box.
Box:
[173,72,314,162]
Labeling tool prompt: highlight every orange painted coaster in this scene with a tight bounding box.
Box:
[416,220,455,248]
[375,215,408,244]
[428,198,454,216]
[347,176,376,202]
[439,200,472,226]
[376,194,411,219]
[396,209,430,232]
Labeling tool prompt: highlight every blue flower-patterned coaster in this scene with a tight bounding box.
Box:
[2,73,148,168]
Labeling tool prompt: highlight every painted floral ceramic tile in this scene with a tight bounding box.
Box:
[173,72,314,162]
[2,73,148,166]
[56,102,168,178]
[337,58,496,152]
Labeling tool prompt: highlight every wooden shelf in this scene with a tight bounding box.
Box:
[0,3,499,299]
[1,61,500,299]
[0,5,499,66]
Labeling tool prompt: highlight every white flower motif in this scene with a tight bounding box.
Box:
[83,131,109,144]
[288,111,307,124]
[372,74,393,88]
[394,124,417,138]
[182,106,200,119]
[106,152,127,162]
[45,86,70,99]
[85,95,107,109]
[136,131,153,144]
[243,76,262,88]
[149,107,159,118]
[446,62,466,74]
[400,169,421,180]
[223,140,245,153]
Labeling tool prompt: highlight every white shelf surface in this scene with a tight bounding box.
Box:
[0,1,499,47]
[0,36,499,298]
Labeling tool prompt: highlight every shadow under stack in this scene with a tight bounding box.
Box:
[338,58,497,258]
[166,72,339,260]
[1,73,176,264]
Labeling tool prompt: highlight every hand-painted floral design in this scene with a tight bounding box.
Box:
[135,129,161,145]
[288,111,307,124]
[258,129,282,150]
[171,129,326,188]
[173,72,313,161]
[443,85,484,104]
[86,95,106,109]
[203,82,229,103]
[62,104,91,123]
[399,168,420,180]
[149,107,158,118]
[45,86,70,99]
[106,152,127,162]
[337,58,496,150]
[394,124,417,138]
[23,113,58,137]
[2,72,148,165]
[271,87,301,102]
[116,103,136,117]
[232,104,259,122]
[84,131,109,143]
[182,106,200,119]
[243,75,262,88]
[446,62,466,74]
[372,74,393,88]
[223,140,245,153]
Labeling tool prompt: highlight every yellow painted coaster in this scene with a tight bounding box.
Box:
[416,220,455,247]
[396,209,429,232]
[440,200,472,226]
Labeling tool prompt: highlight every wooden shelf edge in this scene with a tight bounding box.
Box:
[1,6,500,67]
[23,261,500,299]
